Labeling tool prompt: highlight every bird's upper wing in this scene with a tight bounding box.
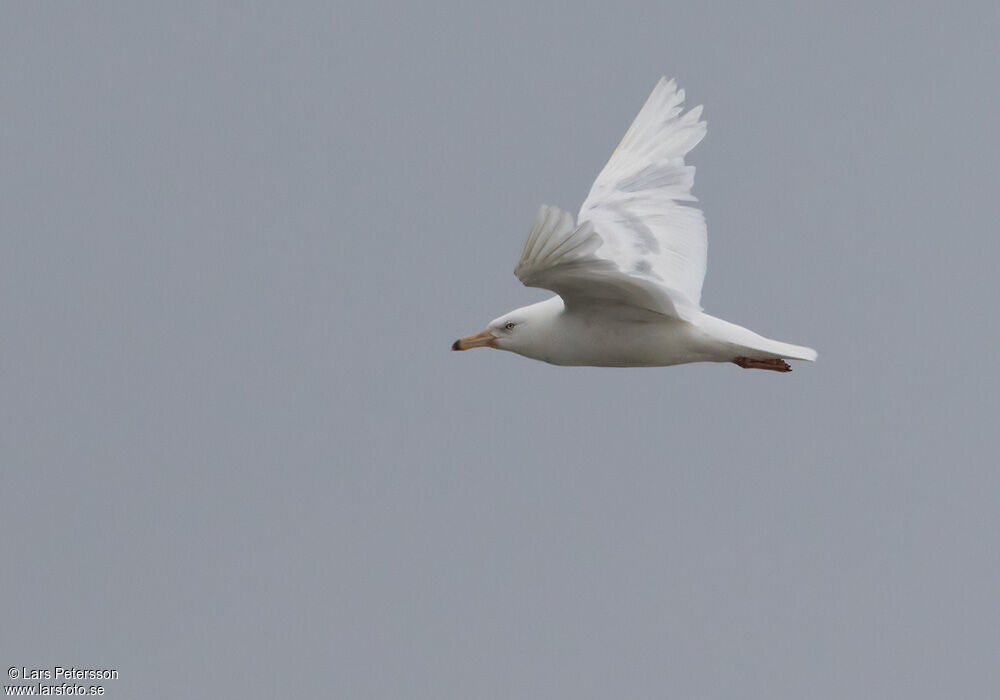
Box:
[514,78,708,320]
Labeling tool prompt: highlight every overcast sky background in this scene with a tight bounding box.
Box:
[2,2,999,699]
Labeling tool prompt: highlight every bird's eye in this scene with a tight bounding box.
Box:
[504,322,516,330]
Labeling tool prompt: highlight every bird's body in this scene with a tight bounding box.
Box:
[454,78,816,372]
[480,296,816,368]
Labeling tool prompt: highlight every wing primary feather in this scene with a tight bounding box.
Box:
[540,221,598,264]
[519,205,550,264]
[529,205,561,260]
[535,209,576,261]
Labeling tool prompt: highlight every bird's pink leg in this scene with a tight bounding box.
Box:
[732,357,792,372]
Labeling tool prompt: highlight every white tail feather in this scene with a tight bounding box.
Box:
[696,313,817,362]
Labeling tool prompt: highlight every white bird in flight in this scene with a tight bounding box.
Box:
[453,78,816,372]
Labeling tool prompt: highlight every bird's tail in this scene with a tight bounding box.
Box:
[755,338,818,362]
[695,313,817,362]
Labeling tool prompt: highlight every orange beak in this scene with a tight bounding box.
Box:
[451,329,496,351]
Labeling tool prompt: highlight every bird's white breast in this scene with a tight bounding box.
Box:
[521,305,717,367]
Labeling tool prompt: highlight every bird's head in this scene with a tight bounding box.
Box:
[451,314,520,352]
[452,298,562,358]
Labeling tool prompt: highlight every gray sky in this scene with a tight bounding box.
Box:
[2,2,999,698]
